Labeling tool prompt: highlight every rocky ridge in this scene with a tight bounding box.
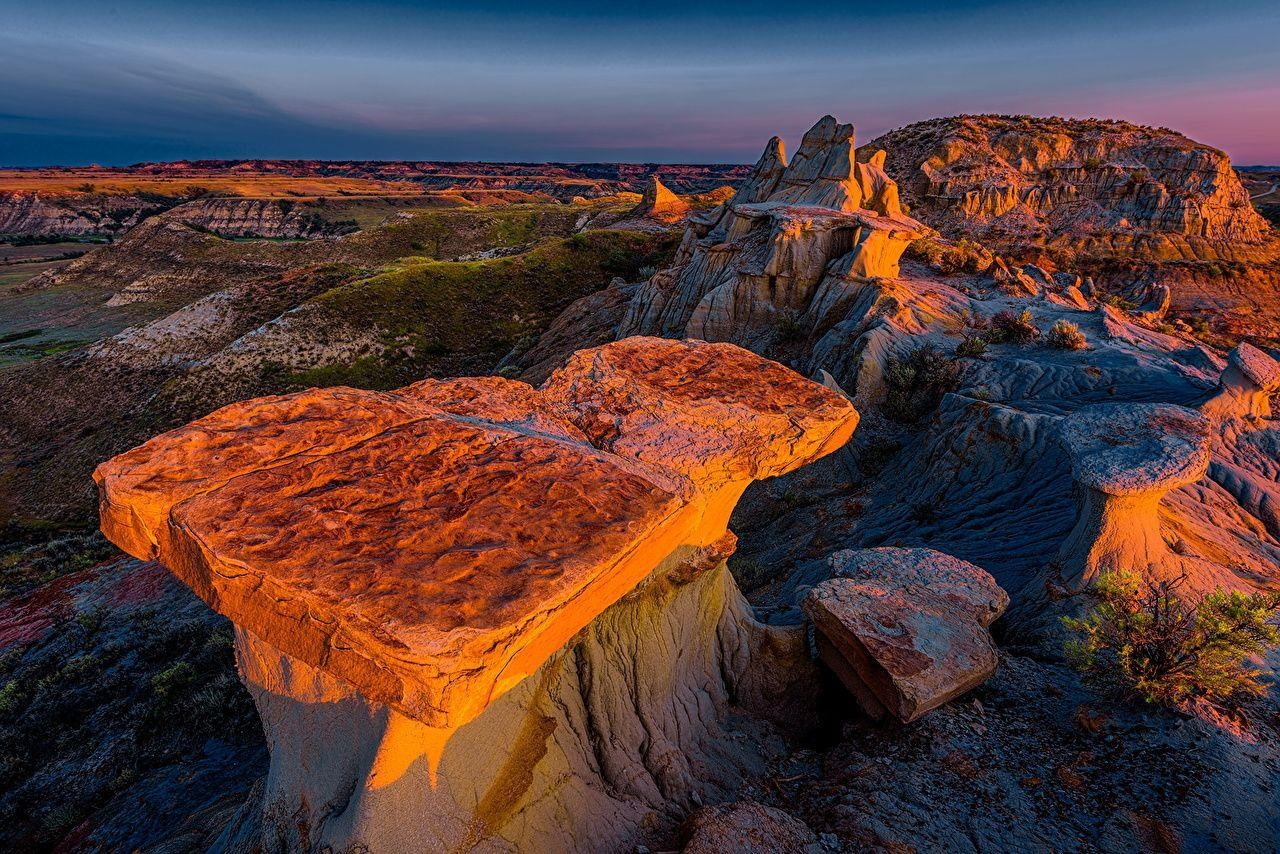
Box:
[622,116,926,348]
[866,114,1273,261]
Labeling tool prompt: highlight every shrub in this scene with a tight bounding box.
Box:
[1046,319,1088,350]
[988,309,1040,344]
[955,335,988,358]
[150,661,196,700]
[883,344,962,422]
[1064,570,1280,708]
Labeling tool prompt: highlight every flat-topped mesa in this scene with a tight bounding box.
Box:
[1045,403,1237,598]
[629,175,691,223]
[803,548,1008,723]
[621,116,926,348]
[95,336,858,853]
[1201,343,1280,421]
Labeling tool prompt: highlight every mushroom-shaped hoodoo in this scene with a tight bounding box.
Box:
[94,337,858,853]
[1049,403,1235,597]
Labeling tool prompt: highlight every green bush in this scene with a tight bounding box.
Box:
[150,662,196,700]
[883,344,962,422]
[1064,569,1280,707]
[1046,319,1088,350]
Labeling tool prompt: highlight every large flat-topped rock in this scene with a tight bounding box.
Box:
[95,337,858,731]
[1060,403,1210,495]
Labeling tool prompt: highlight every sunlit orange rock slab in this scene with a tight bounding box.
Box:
[95,337,858,730]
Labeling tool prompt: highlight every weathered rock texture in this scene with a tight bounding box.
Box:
[95,336,858,852]
[0,190,170,236]
[867,115,1273,261]
[1045,402,1239,597]
[1202,342,1280,421]
[681,800,823,854]
[622,116,926,348]
[804,548,1008,723]
[163,197,345,238]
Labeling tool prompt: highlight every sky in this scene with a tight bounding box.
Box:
[2,0,1278,166]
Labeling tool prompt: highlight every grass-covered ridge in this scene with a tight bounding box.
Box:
[286,229,677,390]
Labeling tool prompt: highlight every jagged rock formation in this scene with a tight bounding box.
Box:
[866,115,1274,261]
[805,548,1007,723]
[621,116,926,348]
[94,337,858,853]
[630,175,690,223]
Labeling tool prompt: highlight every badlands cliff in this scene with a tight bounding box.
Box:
[866,114,1273,261]
[95,338,858,852]
[608,115,1280,619]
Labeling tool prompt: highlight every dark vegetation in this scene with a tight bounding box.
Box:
[0,556,263,849]
[883,344,963,422]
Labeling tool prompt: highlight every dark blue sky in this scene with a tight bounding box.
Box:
[3,0,1278,165]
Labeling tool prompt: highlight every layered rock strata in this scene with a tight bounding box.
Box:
[621,116,926,348]
[866,115,1273,261]
[803,548,1008,723]
[94,336,859,853]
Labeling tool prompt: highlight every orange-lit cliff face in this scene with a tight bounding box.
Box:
[94,336,858,851]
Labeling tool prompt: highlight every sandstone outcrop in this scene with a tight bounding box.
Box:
[804,548,1008,723]
[1201,342,1280,421]
[0,190,168,237]
[630,175,691,223]
[95,337,859,852]
[621,116,926,348]
[164,197,345,238]
[1045,402,1238,598]
[866,115,1273,262]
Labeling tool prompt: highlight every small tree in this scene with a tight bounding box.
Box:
[1064,570,1280,708]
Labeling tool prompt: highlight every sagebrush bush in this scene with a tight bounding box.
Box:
[883,344,962,422]
[1046,319,1088,350]
[988,309,1040,344]
[955,335,988,358]
[1064,569,1280,708]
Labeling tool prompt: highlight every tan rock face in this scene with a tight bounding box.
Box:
[1202,343,1280,420]
[621,115,926,348]
[866,115,1273,261]
[630,175,691,223]
[803,547,1008,724]
[95,337,858,734]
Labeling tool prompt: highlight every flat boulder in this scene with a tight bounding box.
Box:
[804,547,1007,723]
